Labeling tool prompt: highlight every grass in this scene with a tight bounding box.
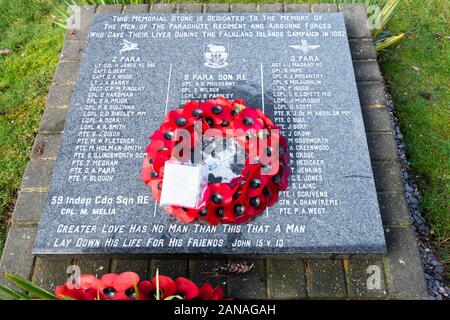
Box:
[380,0,449,266]
[0,0,64,256]
[0,0,448,270]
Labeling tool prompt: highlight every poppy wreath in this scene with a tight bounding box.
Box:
[55,272,227,300]
[141,97,291,225]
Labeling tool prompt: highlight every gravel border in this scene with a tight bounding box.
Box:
[386,94,449,300]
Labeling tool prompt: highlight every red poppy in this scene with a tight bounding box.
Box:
[137,280,154,300]
[152,275,177,300]
[145,139,166,159]
[141,156,153,185]
[54,272,229,300]
[234,107,265,132]
[197,283,224,300]
[175,277,199,300]
[164,206,198,223]
[166,109,194,129]
[150,130,177,149]
[182,100,201,116]
[201,98,234,125]
[255,109,276,128]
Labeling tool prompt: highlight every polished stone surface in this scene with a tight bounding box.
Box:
[33,12,385,255]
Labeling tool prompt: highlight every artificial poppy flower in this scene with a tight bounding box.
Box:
[146,178,162,201]
[255,108,276,129]
[175,277,199,300]
[102,272,140,300]
[152,148,171,172]
[208,183,233,206]
[164,206,198,223]
[145,139,166,159]
[141,156,153,185]
[201,98,234,125]
[54,272,230,300]
[166,109,194,129]
[233,107,265,132]
[63,274,96,291]
[182,100,202,119]
[202,205,221,225]
[150,130,177,149]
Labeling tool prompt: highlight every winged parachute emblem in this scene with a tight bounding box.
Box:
[289,40,320,54]
[119,39,139,54]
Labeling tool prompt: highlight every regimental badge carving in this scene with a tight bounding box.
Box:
[289,40,320,54]
[204,43,229,69]
[119,39,139,55]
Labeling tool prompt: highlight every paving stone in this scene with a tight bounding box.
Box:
[65,5,96,41]
[353,60,382,82]
[384,227,427,298]
[52,62,81,84]
[339,4,371,39]
[12,191,46,222]
[123,4,149,13]
[31,134,61,160]
[231,4,257,13]
[178,3,203,13]
[267,259,307,299]
[311,4,338,12]
[228,259,267,299]
[21,160,54,190]
[110,259,150,280]
[96,5,123,14]
[362,107,392,132]
[372,162,404,192]
[285,4,310,13]
[60,41,85,62]
[72,259,111,278]
[150,259,189,279]
[347,259,387,298]
[46,84,74,108]
[189,259,228,290]
[39,107,68,133]
[357,82,387,107]
[259,4,284,13]
[0,226,37,286]
[349,40,377,60]
[308,260,347,298]
[204,4,230,13]
[367,133,398,161]
[150,4,177,13]
[377,192,411,226]
[32,257,72,291]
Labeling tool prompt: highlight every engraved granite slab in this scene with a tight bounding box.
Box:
[33,13,386,255]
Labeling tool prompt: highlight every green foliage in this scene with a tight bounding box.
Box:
[0,273,58,300]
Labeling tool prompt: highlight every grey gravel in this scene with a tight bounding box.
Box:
[385,93,449,300]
